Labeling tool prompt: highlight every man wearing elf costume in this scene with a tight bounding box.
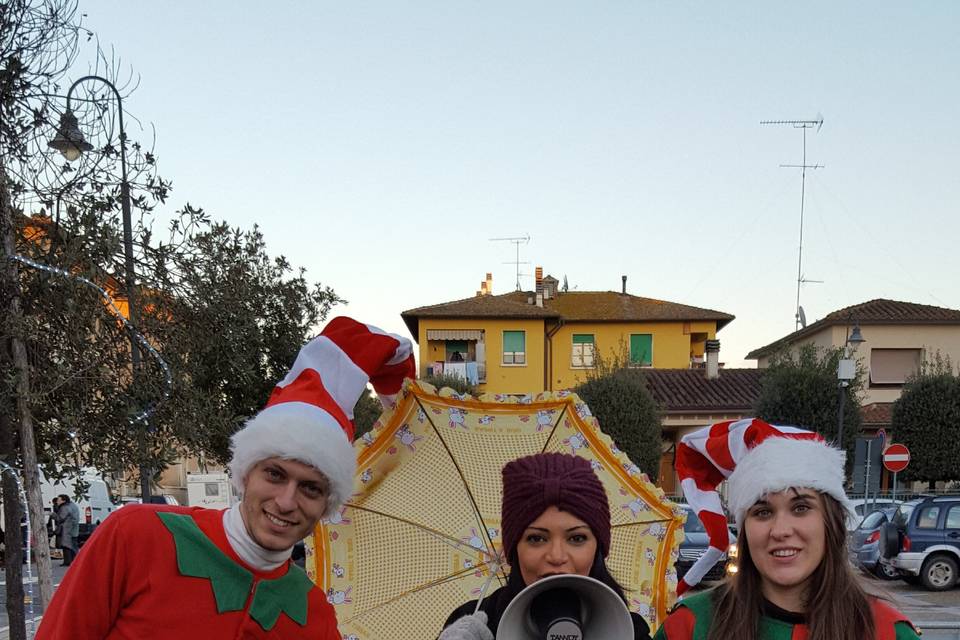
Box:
[36,317,415,639]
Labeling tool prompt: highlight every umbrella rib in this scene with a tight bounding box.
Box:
[540,403,569,452]
[414,395,498,559]
[611,518,675,528]
[341,558,505,624]
[346,503,498,559]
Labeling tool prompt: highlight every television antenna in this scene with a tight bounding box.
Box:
[761,114,825,331]
[489,234,530,291]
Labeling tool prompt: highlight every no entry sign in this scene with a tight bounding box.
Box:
[883,443,911,473]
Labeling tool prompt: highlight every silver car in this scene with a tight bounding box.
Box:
[849,507,898,579]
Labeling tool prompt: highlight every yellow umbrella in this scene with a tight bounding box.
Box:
[306,381,683,639]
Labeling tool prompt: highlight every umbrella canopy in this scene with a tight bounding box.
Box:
[306,381,683,639]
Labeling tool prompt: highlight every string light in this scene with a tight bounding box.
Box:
[7,254,172,424]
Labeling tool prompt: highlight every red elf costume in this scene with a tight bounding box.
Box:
[36,317,415,639]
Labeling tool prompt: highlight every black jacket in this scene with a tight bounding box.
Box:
[444,585,651,640]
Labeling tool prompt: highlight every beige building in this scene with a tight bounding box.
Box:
[746,298,960,428]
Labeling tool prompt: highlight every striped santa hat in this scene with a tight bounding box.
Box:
[229,316,415,517]
[674,418,852,595]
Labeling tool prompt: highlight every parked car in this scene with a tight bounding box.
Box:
[675,505,734,584]
[849,507,898,579]
[847,498,902,531]
[880,495,960,591]
[116,494,181,508]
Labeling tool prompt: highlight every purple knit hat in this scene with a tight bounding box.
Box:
[500,452,611,560]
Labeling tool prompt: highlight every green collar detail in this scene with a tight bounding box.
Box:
[157,511,313,630]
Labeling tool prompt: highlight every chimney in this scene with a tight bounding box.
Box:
[535,266,544,296]
[486,272,493,295]
[536,292,544,307]
[705,339,720,380]
[622,275,627,294]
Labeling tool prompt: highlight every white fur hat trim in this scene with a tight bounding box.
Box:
[727,437,855,527]
[229,401,355,518]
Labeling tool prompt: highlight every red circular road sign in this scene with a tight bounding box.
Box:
[883,443,911,473]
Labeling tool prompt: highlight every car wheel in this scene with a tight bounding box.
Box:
[920,554,959,591]
[874,561,899,580]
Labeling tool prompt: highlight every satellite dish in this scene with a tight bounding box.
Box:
[798,306,807,328]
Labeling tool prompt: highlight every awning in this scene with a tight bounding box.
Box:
[426,329,484,341]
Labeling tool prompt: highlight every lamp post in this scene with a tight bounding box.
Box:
[837,322,865,448]
[48,76,151,501]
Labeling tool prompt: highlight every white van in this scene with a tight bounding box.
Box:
[187,472,233,510]
[40,468,116,545]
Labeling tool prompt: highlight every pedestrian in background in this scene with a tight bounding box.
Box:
[47,497,61,557]
[55,494,80,567]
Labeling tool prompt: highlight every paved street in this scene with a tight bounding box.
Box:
[864,575,960,639]
[0,562,68,640]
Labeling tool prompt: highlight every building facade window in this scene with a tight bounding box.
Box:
[869,348,922,385]
[445,340,468,361]
[571,334,595,368]
[502,330,526,365]
[630,334,653,367]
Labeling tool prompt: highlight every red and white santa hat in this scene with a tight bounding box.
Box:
[673,418,853,596]
[229,316,415,517]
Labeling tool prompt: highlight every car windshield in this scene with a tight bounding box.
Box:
[859,510,887,530]
[683,509,707,533]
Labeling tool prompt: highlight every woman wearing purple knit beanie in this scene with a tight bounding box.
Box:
[439,452,651,640]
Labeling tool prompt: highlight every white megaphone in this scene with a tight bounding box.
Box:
[496,574,633,640]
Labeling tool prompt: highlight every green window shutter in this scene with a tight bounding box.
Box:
[503,331,525,353]
[572,334,594,344]
[630,334,653,366]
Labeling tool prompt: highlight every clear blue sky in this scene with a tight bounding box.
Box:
[81,1,959,367]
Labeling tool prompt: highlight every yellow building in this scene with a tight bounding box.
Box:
[401,272,735,395]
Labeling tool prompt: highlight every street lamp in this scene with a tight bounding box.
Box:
[837,321,866,448]
[48,76,151,501]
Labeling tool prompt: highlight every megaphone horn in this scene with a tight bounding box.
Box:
[496,574,634,640]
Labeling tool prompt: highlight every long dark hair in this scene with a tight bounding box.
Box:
[501,547,628,602]
[708,492,874,640]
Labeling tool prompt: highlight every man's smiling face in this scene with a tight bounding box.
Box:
[240,457,329,550]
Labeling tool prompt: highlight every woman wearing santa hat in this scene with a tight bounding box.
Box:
[439,452,652,640]
[653,419,919,640]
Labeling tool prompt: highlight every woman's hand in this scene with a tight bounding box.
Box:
[438,611,494,640]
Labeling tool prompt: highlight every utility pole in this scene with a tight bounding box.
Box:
[761,116,824,331]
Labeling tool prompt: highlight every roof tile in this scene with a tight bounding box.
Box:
[644,368,763,412]
[402,288,734,336]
